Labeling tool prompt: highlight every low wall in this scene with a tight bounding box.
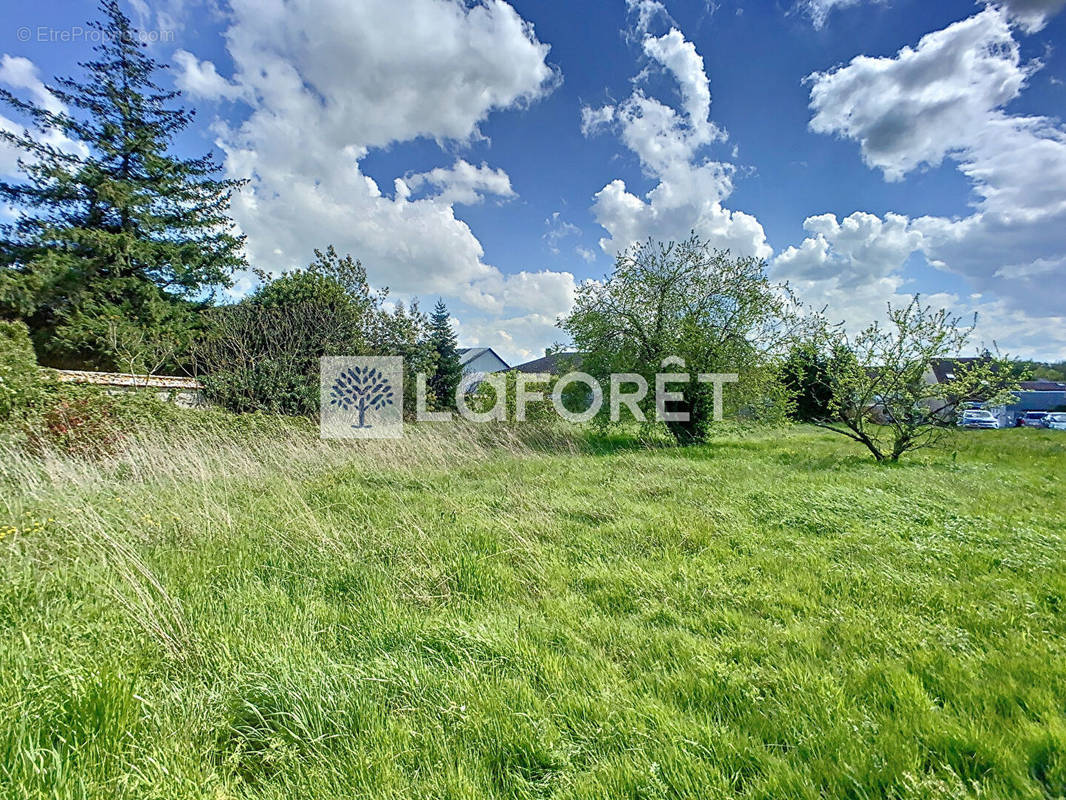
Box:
[48,369,210,409]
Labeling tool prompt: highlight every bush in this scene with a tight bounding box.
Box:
[781,343,834,422]
[29,391,124,458]
[469,370,582,424]
[194,247,433,417]
[14,377,181,459]
[0,320,44,421]
[194,304,353,416]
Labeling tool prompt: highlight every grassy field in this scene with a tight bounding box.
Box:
[2,420,1065,799]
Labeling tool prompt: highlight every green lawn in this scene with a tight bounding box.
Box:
[2,422,1065,799]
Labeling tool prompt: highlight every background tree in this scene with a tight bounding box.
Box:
[562,234,803,443]
[813,297,1019,462]
[782,341,834,422]
[194,247,431,417]
[1008,360,1066,382]
[0,0,246,371]
[0,320,44,421]
[427,300,463,410]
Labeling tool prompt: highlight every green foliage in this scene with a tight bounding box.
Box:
[1009,360,1066,382]
[0,320,43,421]
[0,0,245,370]
[195,247,432,416]
[562,234,800,443]
[0,322,185,454]
[11,378,183,458]
[2,424,1066,797]
[428,300,463,410]
[469,369,561,423]
[28,390,124,458]
[781,342,834,422]
[814,296,1020,462]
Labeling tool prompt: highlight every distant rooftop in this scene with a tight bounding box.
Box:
[512,352,585,375]
[457,347,509,370]
[1020,380,1066,392]
[928,357,995,383]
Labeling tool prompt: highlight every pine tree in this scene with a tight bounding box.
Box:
[0,0,246,370]
[428,299,463,410]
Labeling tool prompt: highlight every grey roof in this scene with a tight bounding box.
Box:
[457,347,509,370]
[1019,380,1066,392]
[931,360,1062,391]
[929,357,985,383]
[513,352,584,375]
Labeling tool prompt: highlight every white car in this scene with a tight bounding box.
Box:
[1044,412,1066,431]
[958,409,999,429]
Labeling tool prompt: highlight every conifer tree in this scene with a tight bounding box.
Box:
[428,299,463,409]
[0,0,246,370]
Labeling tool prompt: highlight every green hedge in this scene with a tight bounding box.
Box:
[0,320,43,421]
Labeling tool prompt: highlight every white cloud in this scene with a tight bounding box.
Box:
[0,56,88,176]
[451,269,576,364]
[625,0,673,38]
[403,160,515,206]
[0,55,64,114]
[798,0,877,30]
[775,212,920,287]
[798,0,1066,32]
[787,5,1066,358]
[173,50,244,101]
[576,246,597,262]
[172,0,575,348]
[454,310,568,365]
[807,8,1032,181]
[580,105,615,137]
[543,212,581,254]
[582,16,770,260]
[998,0,1066,32]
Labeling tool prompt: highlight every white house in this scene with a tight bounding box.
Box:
[457,347,510,390]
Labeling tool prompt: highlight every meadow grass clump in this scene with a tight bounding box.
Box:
[1,415,1064,798]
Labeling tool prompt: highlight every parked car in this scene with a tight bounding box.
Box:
[958,409,999,429]
[1019,411,1050,428]
[1044,412,1066,431]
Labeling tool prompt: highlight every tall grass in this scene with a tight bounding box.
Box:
[1,416,1065,798]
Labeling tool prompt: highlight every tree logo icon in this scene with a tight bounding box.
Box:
[320,357,404,439]
[328,365,395,428]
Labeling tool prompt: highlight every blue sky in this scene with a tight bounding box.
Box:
[2,0,1065,363]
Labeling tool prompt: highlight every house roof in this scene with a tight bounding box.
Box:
[928,357,986,383]
[1019,380,1066,392]
[457,347,509,370]
[513,352,584,374]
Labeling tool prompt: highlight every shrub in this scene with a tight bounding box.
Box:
[14,379,178,459]
[0,320,44,421]
[469,370,572,424]
[781,342,834,422]
[28,390,123,458]
[194,247,433,417]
